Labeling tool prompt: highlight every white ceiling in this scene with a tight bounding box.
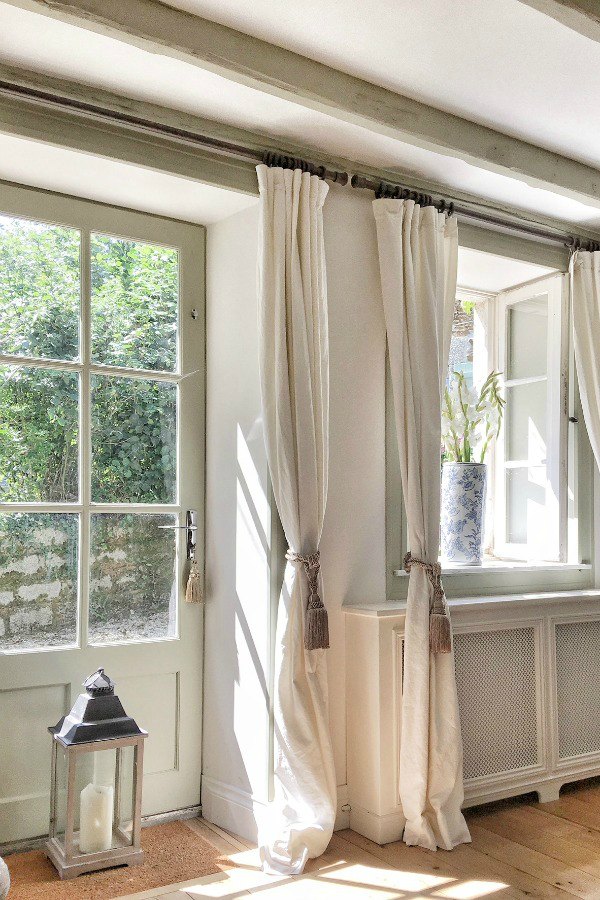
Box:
[167,0,600,170]
[457,247,557,293]
[0,0,599,227]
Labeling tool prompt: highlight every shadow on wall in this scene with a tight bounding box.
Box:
[201,416,280,823]
[235,421,272,713]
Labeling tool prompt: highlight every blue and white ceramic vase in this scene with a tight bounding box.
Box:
[441,462,487,566]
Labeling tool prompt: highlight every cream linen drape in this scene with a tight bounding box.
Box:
[573,251,600,469]
[255,164,336,875]
[373,199,471,851]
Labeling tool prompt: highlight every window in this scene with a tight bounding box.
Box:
[0,213,184,650]
[494,277,566,561]
[451,275,569,563]
[387,243,594,598]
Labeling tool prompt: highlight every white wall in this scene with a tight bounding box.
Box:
[202,201,273,836]
[202,184,386,838]
[320,185,387,784]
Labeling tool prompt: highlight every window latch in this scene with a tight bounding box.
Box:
[569,416,579,424]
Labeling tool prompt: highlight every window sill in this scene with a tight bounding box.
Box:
[344,588,600,617]
[392,561,592,577]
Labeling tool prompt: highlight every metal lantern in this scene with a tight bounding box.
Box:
[45,668,148,880]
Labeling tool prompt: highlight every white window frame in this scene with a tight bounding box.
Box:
[493,273,569,563]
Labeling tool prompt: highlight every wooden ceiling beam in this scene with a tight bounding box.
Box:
[517,0,600,42]
[3,0,600,211]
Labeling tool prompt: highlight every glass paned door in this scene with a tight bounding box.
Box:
[0,184,204,843]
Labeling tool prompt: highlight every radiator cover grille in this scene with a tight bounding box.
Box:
[454,627,539,780]
[556,620,600,760]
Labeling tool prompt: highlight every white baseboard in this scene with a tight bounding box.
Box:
[201,777,351,844]
[349,803,406,845]
[201,776,262,843]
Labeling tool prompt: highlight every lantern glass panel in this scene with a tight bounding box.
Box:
[77,748,117,854]
[52,743,69,846]
[115,745,136,845]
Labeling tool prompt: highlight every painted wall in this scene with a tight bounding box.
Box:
[202,184,387,837]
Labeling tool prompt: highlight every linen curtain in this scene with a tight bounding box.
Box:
[572,251,600,470]
[373,198,471,851]
[255,164,336,875]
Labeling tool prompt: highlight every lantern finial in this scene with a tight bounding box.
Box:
[84,668,115,696]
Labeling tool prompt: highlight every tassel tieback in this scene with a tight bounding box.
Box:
[185,557,203,604]
[286,549,329,651]
[403,551,452,654]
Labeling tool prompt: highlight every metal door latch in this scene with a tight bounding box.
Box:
[158,510,198,558]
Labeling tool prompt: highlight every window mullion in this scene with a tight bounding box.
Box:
[494,293,508,556]
[540,276,564,562]
[557,274,570,561]
[79,228,91,650]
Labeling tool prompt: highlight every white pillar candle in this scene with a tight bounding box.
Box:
[79,783,114,853]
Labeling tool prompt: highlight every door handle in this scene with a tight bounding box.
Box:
[158,510,198,559]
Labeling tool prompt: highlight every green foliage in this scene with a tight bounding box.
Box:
[91,375,176,503]
[442,370,506,463]
[91,235,178,371]
[0,217,178,504]
[0,367,79,502]
[0,216,80,361]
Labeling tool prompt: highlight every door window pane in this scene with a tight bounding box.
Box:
[506,381,547,463]
[0,366,79,502]
[507,295,548,380]
[91,235,178,372]
[89,513,177,644]
[91,375,176,503]
[0,215,80,360]
[0,513,78,651]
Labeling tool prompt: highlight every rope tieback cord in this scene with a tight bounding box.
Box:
[286,549,330,651]
[403,552,452,654]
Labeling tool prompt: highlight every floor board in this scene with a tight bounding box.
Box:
[119,781,600,900]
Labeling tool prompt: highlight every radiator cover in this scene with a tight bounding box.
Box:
[454,627,539,779]
[555,620,600,760]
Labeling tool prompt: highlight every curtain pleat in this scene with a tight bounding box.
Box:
[373,198,471,851]
[573,251,600,470]
[256,164,336,875]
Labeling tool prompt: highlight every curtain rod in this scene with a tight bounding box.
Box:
[0,79,349,185]
[351,174,600,253]
[0,78,598,251]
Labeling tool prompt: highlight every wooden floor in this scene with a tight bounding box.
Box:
[121,782,600,900]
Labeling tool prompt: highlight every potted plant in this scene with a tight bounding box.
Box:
[441,371,505,565]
